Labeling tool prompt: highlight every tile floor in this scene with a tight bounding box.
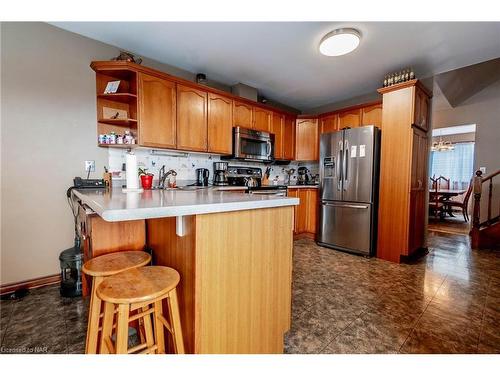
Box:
[0,231,498,354]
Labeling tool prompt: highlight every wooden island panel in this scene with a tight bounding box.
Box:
[146,206,294,354]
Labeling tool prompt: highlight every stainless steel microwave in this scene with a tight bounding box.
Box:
[231,126,274,162]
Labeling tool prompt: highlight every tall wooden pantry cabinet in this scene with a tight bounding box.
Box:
[376,80,432,263]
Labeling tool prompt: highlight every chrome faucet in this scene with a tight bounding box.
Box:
[158,166,177,189]
[158,165,166,189]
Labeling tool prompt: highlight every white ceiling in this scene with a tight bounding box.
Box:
[52,22,500,111]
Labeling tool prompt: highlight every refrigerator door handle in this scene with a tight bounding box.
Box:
[337,140,343,191]
[343,140,349,190]
[322,202,368,209]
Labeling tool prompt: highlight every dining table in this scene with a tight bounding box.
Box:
[429,188,467,218]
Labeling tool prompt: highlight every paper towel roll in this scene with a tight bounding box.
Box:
[125,152,139,190]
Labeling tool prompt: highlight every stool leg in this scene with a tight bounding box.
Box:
[100,301,115,354]
[115,304,130,354]
[167,289,185,354]
[141,304,155,351]
[153,301,165,354]
[85,276,103,354]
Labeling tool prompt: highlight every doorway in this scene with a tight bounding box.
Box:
[428,124,476,234]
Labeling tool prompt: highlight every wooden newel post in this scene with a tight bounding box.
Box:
[471,170,483,248]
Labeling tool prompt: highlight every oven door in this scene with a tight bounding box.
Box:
[234,127,274,161]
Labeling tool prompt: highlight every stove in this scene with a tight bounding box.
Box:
[227,166,287,196]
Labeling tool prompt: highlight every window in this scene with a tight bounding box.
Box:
[430,142,475,189]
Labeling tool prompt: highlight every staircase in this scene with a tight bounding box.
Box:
[470,169,500,249]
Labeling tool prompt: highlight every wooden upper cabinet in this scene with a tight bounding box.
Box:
[176,84,208,152]
[271,112,284,159]
[413,87,430,131]
[138,73,176,148]
[320,114,338,134]
[233,101,253,129]
[338,108,361,129]
[361,103,382,128]
[253,107,272,132]
[295,118,318,161]
[207,93,233,154]
[283,116,296,160]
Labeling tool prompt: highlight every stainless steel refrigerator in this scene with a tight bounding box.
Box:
[317,126,381,256]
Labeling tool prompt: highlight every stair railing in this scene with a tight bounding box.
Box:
[471,169,500,248]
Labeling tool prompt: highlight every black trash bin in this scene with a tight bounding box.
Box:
[59,246,83,297]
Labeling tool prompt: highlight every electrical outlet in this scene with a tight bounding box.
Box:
[85,160,95,172]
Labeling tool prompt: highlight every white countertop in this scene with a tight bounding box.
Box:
[73,187,299,222]
[286,185,319,189]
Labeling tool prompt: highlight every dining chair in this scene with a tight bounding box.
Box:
[429,180,444,218]
[442,179,473,222]
[436,176,450,190]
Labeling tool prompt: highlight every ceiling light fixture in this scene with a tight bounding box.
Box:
[319,28,361,57]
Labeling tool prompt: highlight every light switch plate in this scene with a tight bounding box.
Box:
[479,166,486,174]
[85,160,95,172]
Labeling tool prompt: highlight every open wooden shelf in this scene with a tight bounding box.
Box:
[98,118,138,126]
[97,93,137,103]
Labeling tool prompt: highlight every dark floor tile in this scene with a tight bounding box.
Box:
[0,300,14,345]
[323,315,407,354]
[400,328,478,354]
[400,305,481,354]
[284,297,362,354]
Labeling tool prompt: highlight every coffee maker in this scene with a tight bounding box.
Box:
[196,168,209,186]
[297,167,311,185]
[213,162,229,186]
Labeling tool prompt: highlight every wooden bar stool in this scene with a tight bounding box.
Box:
[96,266,184,354]
[82,251,151,354]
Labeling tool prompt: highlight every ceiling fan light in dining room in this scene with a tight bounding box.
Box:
[319,28,361,56]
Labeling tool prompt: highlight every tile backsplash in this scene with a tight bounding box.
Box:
[108,148,319,185]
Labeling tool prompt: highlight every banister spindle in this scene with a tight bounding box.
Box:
[471,170,483,249]
[488,178,493,224]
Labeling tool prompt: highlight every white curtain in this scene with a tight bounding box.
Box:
[430,142,475,189]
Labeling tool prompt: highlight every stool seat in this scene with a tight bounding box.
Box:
[82,251,151,277]
[97,266,180,304]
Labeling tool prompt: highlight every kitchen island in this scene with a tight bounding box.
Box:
[74,187,299,354]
